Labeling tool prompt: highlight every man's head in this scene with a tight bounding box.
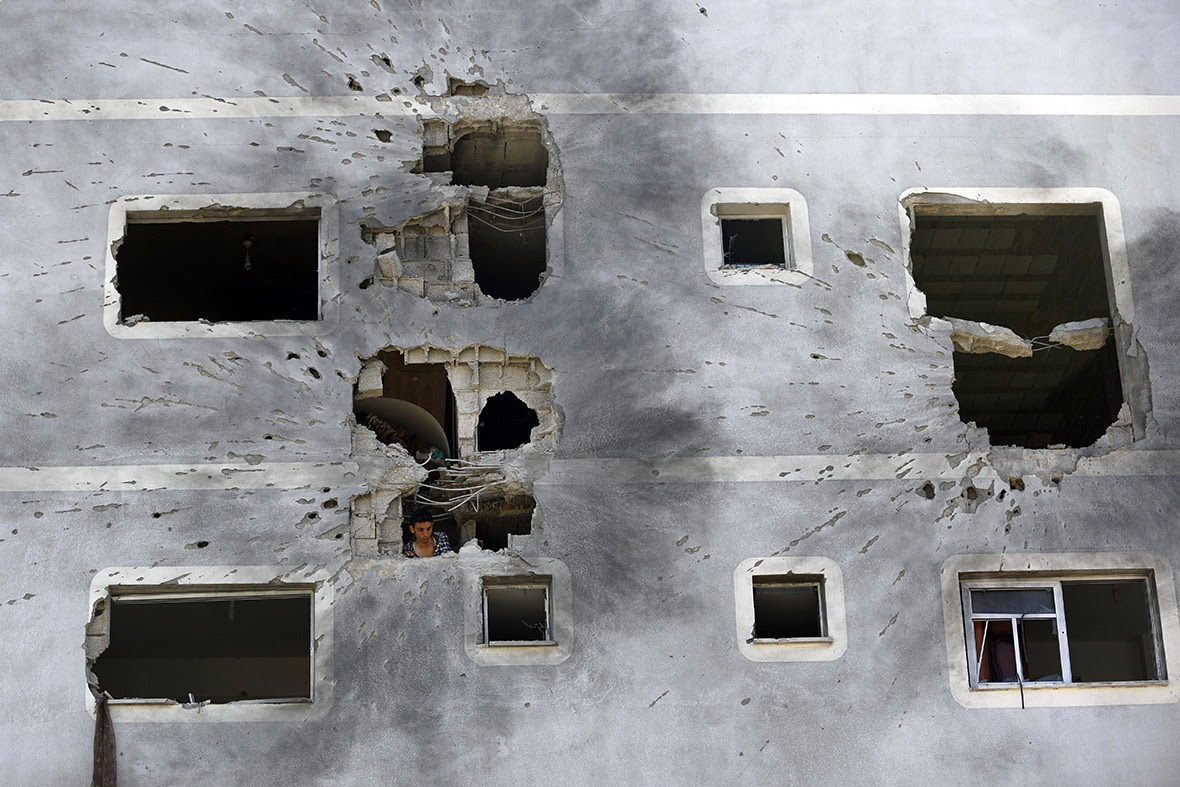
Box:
[409,509,434,541]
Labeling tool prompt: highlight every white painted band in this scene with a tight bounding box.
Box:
[2,93,1180,122]
[0,451,1174,492]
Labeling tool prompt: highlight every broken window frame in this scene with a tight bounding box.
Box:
[701,188,813,286]
[898,187,1148,444]
[734,556,846,663]
[87,566,334,722]
[104,192,340,339]
[482,576,555,647]
[940,553,1180,708]
[962,576,1166,689]
[462,558,572,666]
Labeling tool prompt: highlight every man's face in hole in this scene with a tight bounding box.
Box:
[410,519,433,541]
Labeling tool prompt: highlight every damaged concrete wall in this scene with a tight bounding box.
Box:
[2,1,1180,785]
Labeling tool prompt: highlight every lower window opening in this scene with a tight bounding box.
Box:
[467,195,546,301]
[752,576,825,639]
[116,215,320,323]
[483,579,552,645]
[92,592,312,704]
[477,391,539,451]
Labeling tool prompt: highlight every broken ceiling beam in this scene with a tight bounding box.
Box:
[948,318,1033,358]
[1048,318,1111,351]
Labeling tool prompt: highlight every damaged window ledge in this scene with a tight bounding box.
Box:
[748,636,834,645]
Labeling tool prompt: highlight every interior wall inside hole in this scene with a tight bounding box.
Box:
[450,130,548,188]
[951,341,1124,448]
[116,217,320,322]
[469,495,536,552]
[355,352,458,458]
[477,391,540,450]
[91,595,311,703]
[468,197,547,301]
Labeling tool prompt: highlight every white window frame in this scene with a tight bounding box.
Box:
[941,553,1180,708]
[87,566,333,722]
[462,556,572,666]
[103,192,340,339]
[701,188,813,285]
[482,578,554,646]
[734,556,846,662]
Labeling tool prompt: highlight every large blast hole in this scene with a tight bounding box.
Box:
[467,196,546,301]
[477,391,539,451]
[450,130,547,188]
[92,593,312,703]
[116,215,320,322]
[910,209,1123,448]
[473,494,535,552]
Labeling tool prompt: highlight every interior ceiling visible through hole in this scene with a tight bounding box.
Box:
[354,352,457,458]
[911,210,1123,448]
[474,496,535,552]
[451,130,548,188]
[478,391,539,451]
[92,595,311,703]
[468,196,546,301]
[116,218,319,322]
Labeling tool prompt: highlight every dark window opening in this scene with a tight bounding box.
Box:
[477,391,539,451]
[722,218,786,267]
[910,209,1122,448]
[355,351,457,459]
[467,196,546,301]
[116,214,320,323]
[449,130,547,188]
[752,577,824,639]
[473,495,535,552]
[92,592,311,703]
[484,580,551,644]
[1063,580,1158,683]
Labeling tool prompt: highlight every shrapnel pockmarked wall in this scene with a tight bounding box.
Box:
[2,1,1180,784]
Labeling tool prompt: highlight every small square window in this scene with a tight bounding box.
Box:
[941,553,1180,708]
[735,557,845,662]
[752,576,825,640]
[483,578,553,645]
[702,188,812,285]
[462,558,572,666]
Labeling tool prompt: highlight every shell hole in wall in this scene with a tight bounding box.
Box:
[477,391,538,451]
[116,212,320,323]
[910,208,1122,448]
[355,351,457,460]
[467,195,546,300]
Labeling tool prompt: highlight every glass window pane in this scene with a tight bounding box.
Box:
[971,588,1055,615]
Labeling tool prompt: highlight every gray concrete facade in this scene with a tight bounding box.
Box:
[2,2,1180,784]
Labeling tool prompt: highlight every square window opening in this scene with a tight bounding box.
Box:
[483,578,552,646]
[752,576,825,640]
[908,202,1128,449]
[721,218,787,267]
[116,210,321,324]
[92,589,313,704]
[964,577,1163,689]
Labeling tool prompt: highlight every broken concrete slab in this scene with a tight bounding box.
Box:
[1049,317,1111,350]
[948,318,1033,358]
